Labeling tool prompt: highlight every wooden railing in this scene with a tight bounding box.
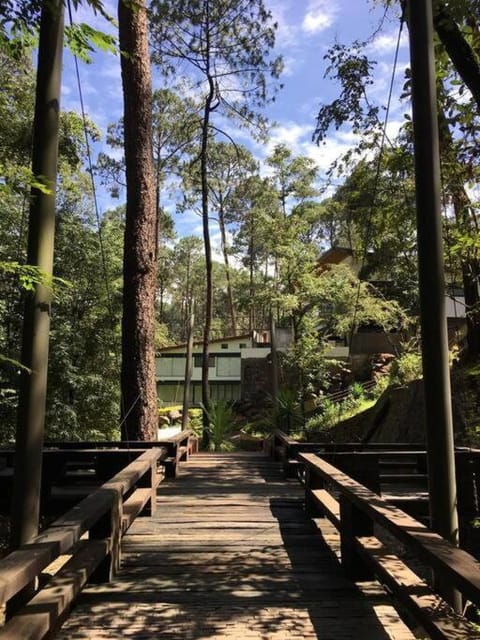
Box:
[42,429,196,479]
[267,429,425,477]
[300,451,480,640]
[0,448,164,638]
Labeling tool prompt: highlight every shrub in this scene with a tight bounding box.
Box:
[202,400,235,451]
[350,381,365,400]
[186,408,203,437]
[270,388,303,434]
[305,399,341,432]
[390,351,423,385]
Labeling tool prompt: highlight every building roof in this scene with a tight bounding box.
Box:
[157,333,254,354]
[318,247,354,265]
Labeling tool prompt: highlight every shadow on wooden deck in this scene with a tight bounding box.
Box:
[54,453,414,639]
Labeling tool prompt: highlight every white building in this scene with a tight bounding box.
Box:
[156,331,277,405]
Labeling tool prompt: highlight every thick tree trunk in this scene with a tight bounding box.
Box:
[118,0,157,441]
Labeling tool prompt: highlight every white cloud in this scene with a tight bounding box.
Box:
[368,29,409,56]
[269,0,300,49]
[302,0,339,35]
[265,122,312,155]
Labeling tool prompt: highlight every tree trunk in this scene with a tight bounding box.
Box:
[433,3,480,111]
[118,0,157,441]
[182,297,195,430]
[270,312,279,405]
[453,194,480,357]
[200,2,214,447]
[218,204,237,335]
[437,104,480,357]
[200,86,214,446]
[11,0,64,549]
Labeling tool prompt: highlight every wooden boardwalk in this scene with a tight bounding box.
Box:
[56,453,415,640]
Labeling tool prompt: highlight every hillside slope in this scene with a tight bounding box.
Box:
[310,363,480,444]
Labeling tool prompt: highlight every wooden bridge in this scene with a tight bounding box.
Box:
[1,431,480,639]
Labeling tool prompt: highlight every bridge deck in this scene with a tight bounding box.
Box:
[56,453,415,639]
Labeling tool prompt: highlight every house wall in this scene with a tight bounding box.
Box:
[157,381,241,405]
[445,295,466,319]
[156,346,271,383]
[156,337,273,405]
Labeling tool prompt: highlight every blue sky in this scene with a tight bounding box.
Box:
[62,0,410,245]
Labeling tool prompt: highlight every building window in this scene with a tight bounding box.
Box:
[239,343,247,349]
[194,354,215,368]
[221,343,228,349]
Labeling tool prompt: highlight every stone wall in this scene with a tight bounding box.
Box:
[241,357,273,405]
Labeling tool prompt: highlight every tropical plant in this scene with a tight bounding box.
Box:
[268,388,303,434]
[202,400,236,452]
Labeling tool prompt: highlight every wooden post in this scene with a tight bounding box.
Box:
[89,489,123,583]
[138,457,158,516]
[339,496,374,580]
[304,467,325,517]
[407,0,460,610]
[11,0,64,550]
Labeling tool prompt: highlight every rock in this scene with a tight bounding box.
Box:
[158,415,170,427]
[168,409,182,423]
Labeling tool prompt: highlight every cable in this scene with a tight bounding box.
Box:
[349,8,406,341]
[66,0,136,443]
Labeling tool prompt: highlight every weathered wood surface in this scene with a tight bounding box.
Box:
[56,452,414,639]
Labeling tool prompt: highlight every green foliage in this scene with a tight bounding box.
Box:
[64,23,116,63]
[157,406,203,436]
[186,408,203,438]
[0,261,70,294]
[389,350,423,386]
[305,399,342,433]
[305,392,375,435]
[269,388,303,434]
[202,400,235,452]
[350,381,365,400]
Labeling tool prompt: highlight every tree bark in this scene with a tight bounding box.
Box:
[433,3,480,112]
[200,84,214,446]
[437,106,480,356]
[199,1,215,447]
[118,0,157,441]
[218,203,237,335]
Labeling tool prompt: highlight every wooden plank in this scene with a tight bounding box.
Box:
[0,488,113,606]
[356,536,479,640]
[310,489,341,528]
[300,451,480,606]
[54,452,415,640]
[121,488,153,534]
[0,540,109,640]
[0,449,163,606]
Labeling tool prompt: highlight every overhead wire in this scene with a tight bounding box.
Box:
[66,0,138,442]
[348,6,406,346]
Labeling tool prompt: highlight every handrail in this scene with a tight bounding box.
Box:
[300,451,480,638]
[42,429,195,450]
[0,448,163,628]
